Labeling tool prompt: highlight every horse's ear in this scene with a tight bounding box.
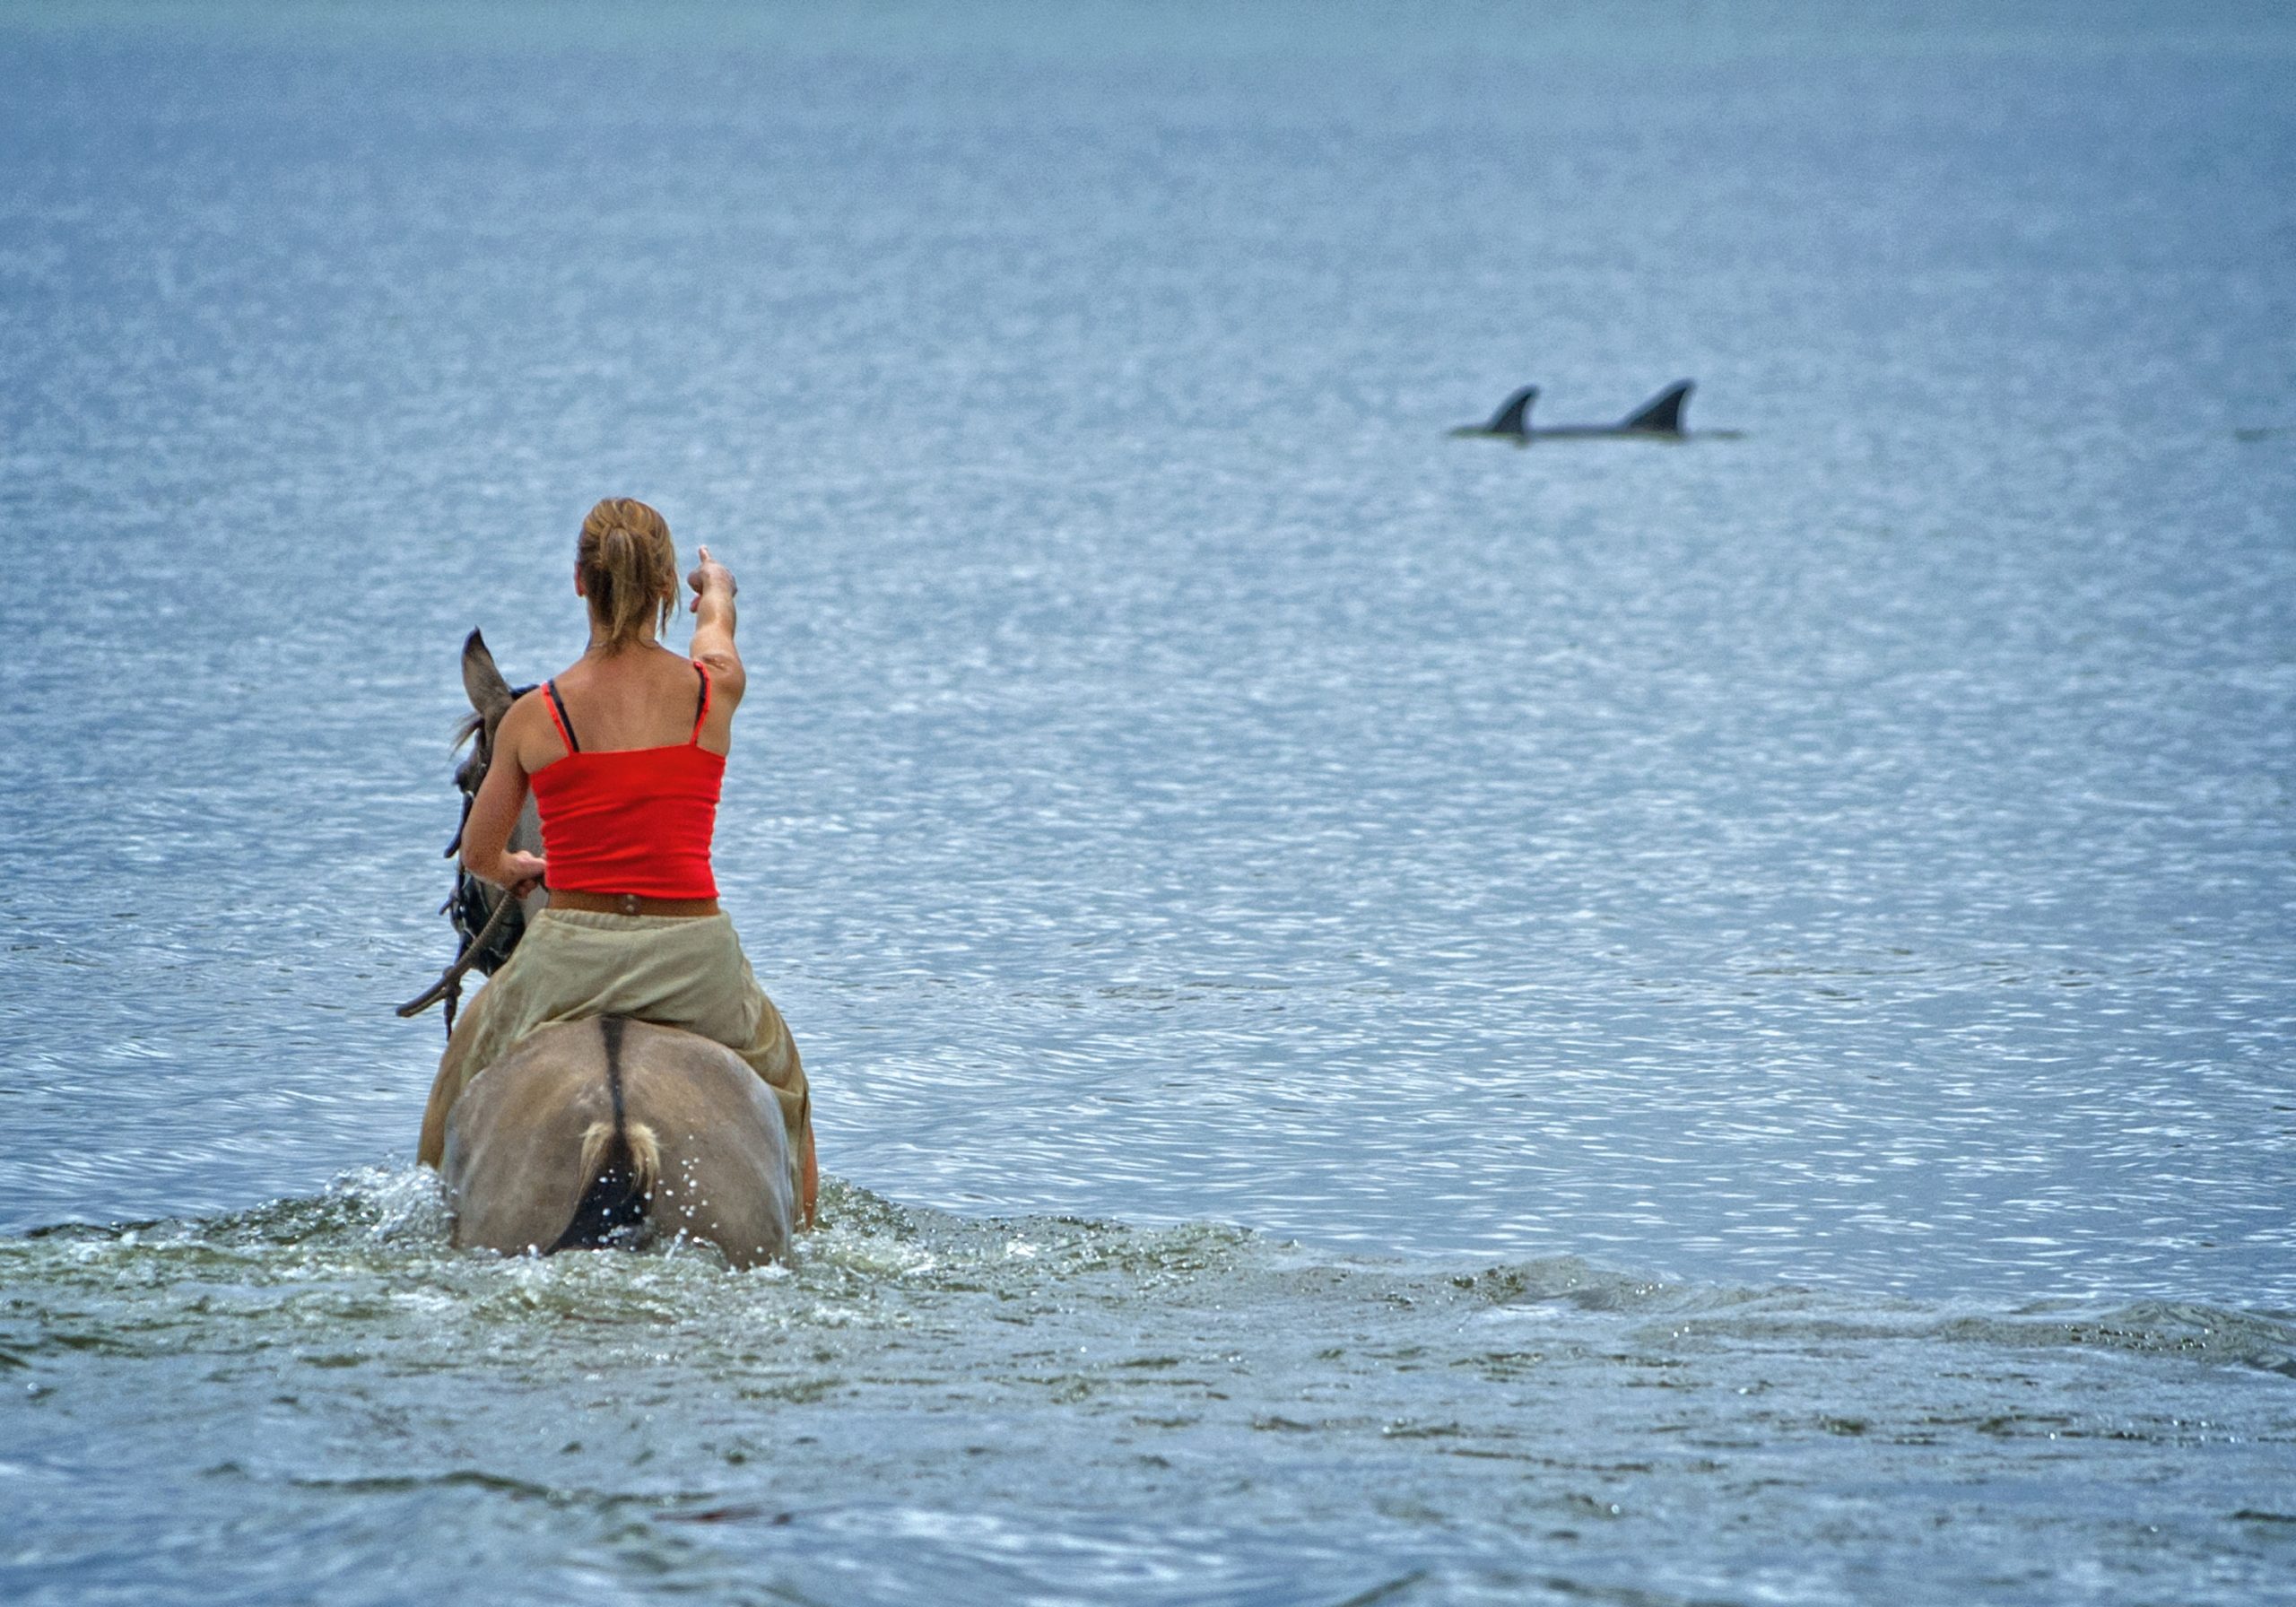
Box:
[461,630,516,726]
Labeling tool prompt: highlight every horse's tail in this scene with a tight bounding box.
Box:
[551,1017,658,1251]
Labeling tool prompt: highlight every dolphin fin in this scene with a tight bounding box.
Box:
[1620,381,1692,434]
[1486,386,1536,437]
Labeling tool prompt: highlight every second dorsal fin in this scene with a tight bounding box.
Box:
[1620,380,1692,434]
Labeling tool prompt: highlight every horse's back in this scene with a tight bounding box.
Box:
[441,1018,794,1268]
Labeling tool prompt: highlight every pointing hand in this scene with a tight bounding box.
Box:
[687,545,735,612]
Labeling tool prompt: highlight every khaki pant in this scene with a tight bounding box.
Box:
[417,909,812,1194]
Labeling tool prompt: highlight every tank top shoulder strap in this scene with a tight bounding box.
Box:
[543,680,580,755]
[688,660,712,745]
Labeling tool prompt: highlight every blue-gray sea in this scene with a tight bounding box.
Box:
[4,3,2294,1602]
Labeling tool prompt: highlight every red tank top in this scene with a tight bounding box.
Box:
[528,662,725,899]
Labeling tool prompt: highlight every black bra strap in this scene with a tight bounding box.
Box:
[545,680,581,753]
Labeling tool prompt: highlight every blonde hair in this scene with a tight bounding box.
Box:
[577,498,677,653]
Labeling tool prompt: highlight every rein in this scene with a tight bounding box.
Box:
[395,889,521,1028]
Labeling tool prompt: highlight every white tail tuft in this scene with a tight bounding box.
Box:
[623,1122,661,1198]
[576,1119,660,1201]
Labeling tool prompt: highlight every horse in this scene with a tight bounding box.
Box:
[416,630,794,1269]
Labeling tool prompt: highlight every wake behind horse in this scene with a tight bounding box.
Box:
[415,631,795,1268]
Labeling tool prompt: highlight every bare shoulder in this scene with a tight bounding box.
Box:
[692,643,746,708]
[498,685,559,770]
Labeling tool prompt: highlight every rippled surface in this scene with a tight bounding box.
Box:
[8,1176,2296,1604]
[3,2,2293,1601]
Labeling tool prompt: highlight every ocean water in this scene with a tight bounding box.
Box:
[3,3,2293,1602]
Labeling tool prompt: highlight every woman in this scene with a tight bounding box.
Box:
[416,497,816,1225]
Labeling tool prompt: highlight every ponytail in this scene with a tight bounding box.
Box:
[576,498,677,653]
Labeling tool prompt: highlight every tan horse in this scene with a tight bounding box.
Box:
[430,633,795,1268]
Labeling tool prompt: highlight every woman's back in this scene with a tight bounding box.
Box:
[540,645,736,759]
[529,648,726,902]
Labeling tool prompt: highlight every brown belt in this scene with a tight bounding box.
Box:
[547,890,721,918]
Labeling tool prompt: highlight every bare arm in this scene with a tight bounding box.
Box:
[686,544,747,708]
[460,695,549,895]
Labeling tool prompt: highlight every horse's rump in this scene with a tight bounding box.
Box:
[441,1016,794,1268]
